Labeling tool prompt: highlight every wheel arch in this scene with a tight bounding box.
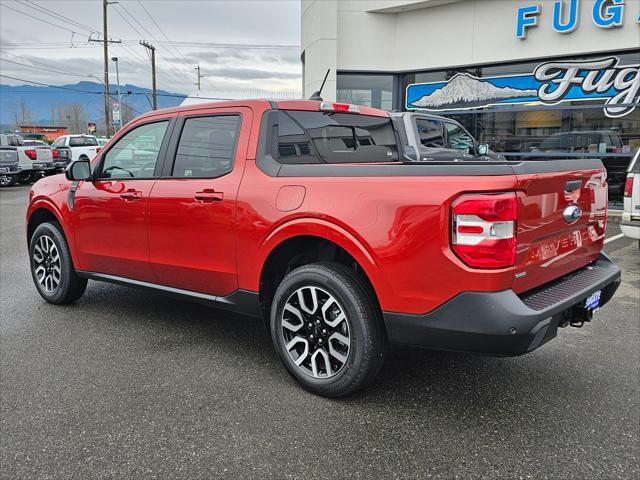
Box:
[26,202,79,268]
[255,221,391,326]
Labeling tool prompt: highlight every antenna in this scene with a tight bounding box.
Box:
[309,69,330,101]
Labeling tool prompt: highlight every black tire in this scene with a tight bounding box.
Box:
[18,172,34,185]
[270,262,386,397]
[29,222,87,304]
[0,174,17,187]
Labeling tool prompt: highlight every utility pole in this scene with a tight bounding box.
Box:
[111,57,123,131]
[195,65,202,91]
[140,41,157,110]
[89,0,120,137]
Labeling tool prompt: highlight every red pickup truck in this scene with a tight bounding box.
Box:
[26,100,621,397]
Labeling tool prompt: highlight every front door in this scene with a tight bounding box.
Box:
[72,119,172,282]
[147,109,251,296]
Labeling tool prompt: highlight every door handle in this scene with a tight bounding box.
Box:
[194,189,224,203]
[120,189,142,201]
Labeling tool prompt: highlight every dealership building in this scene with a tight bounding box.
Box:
[301,0,639,199]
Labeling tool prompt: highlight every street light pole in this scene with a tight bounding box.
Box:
[111,56,123,131]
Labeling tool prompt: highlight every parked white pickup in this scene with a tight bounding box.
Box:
[52,135,101,163]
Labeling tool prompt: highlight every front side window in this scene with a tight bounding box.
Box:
[445,122,474,153]
[99,121,168,179]
[172,115,241,177]
[276,110,398,164]
[415,118,444,148]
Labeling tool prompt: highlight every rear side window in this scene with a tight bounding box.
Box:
[172,115,241,177]
[415,118,444,148]
[276,111,398,164]
[69,137,98,147]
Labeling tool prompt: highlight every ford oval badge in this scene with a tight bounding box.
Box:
[563,204,583,224]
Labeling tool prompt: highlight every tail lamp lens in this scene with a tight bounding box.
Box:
[96,147,101,154]
[451,192,517,269]
[52,149,59,159]
[24,149,37,160]
[624,176,633,197]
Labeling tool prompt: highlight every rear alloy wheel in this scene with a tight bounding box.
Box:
[281,286,351,378]
[270,263,386,397]
[0,174,17,187]
[29,222,87,304]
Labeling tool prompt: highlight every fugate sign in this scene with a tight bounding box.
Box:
[516,0,639,39]
[405,56,640,118]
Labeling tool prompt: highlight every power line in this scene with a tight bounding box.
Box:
[113,3,194,90]
[0,74,239,102]
[16,0,100,35]
[0,3,90,39]
[0,57,99,79]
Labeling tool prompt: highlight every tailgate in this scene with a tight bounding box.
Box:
[0,149,18,165]
[36,147,53,162]
[512,160,607,293]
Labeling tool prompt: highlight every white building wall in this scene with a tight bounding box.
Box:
[302,0,640,101]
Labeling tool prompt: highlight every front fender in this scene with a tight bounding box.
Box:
[27,188,79,268]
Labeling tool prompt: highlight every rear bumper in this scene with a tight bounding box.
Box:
[31,162,55,171]
[620,219,640,240]
[383,253,621,356]
[0,165,19,174]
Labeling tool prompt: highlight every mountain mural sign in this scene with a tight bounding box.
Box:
[406,57,639,118]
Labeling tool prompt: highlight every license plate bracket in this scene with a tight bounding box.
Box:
[584,290,602,312]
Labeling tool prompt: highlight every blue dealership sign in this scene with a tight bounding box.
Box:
[406,57,640,118]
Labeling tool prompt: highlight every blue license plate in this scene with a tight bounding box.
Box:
[585,290,602,312]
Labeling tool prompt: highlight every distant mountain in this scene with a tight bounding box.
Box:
[0,81,186,127]
[410,73,537,109]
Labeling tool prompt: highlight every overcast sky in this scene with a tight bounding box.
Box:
[0,0,302,95]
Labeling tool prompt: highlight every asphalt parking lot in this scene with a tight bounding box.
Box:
[1,184,638,480]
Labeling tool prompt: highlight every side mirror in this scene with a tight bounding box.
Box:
[477,144,489,156]
[65,160,92,181]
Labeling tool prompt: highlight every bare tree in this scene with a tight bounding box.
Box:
[121,103,136,125]
[65,103,87,134]
[18,99,31,126]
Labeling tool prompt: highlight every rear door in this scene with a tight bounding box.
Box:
[512,161,608,293]
[147,108,251,295]
[72,119,173,281]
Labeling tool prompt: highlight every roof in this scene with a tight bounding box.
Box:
[133,99,391,123]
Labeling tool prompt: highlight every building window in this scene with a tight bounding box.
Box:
[336,74,394,110]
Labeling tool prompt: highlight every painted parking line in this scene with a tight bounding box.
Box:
[604,233,625,244]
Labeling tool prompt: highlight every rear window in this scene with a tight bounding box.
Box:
[275,111,398,164]
[69,136,98,147]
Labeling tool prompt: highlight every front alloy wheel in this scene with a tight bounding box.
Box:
[29,222,87,304]
[32,235,62,292]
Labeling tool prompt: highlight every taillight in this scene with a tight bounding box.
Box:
[52,149,59,159]
[24,149,37,160]
[96,147,101,154]
[451,192,517,269]
[624,176,634,197]
[320,102,359,113]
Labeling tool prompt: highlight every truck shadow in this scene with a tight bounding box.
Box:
[79,282,598,416]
